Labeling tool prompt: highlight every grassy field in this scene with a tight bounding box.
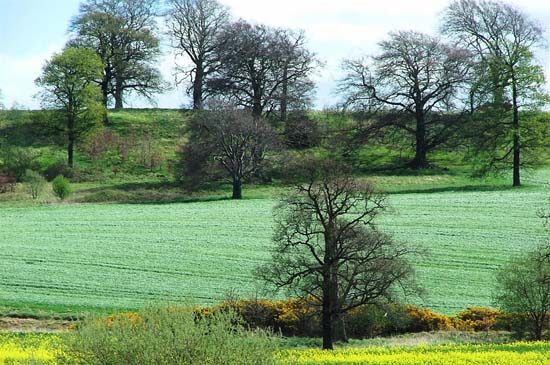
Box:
[0,170,549,317]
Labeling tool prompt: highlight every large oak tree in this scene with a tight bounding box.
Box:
[70,0,163,110]
[340,31,471,168]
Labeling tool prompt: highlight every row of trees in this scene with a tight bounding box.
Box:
[32,0,548,187]
[62,0,318,119]
[339,0,548,184]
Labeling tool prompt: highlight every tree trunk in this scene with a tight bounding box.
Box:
[101,77,110,125]
[512,80,520,187]
[193,66,204,110]
[232,177,242,199]
[67,137,75,169]
[67,112,75,168]
[409,110,428,168]
[114,78,124,109]
[322,275,334,350]
[280,66,288,122]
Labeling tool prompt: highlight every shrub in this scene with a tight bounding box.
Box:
[59,306,277,365]
[52,175,72,200]
[404,305,455,332]
[44,161,73,181]
[457,307,502,331]
[0,145,38,181]
[283,114,322,149]
[23,169,46,199]
[345,304,413,338]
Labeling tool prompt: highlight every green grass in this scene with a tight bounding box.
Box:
[0,170,549,317]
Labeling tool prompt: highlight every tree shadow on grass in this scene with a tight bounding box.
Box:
[389,184,523,195]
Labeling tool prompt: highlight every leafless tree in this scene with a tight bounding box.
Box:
[258,161,417,349]
[70,0,164,110]
[165,0,230,110]
[340,31,472,168]
[176,104,278,199]
[441,0,547,186]
[209,21,317,118]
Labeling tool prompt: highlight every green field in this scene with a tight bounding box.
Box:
[1,170,549,316]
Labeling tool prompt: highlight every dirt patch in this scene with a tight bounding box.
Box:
[0,317,72,333]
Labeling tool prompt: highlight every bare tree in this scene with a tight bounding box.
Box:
[340,31,471,168]
[176,104,278,199]
[258,161,416,350]
[209,21,317,118]
[165,0,230,110]
[442,0,547,186]
[70,0,163,110]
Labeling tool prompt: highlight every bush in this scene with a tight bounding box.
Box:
[457,307,502,331]
[403,305,455,332]
[0,145,38,181]
[52,175,72,200]
[59,306,277,365]
[23,169,46,199]
[283,114,322,149]
[44,161,73,181]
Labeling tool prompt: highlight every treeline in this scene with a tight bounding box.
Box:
[1,0,548,189]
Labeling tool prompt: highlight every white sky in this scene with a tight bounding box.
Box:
[0,0,549,109]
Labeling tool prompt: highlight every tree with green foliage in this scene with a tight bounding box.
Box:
[340,31,471,168]
[36,47,105,168]
[442,0,548,186]
[69,0,163,110]
[258,161,416,350]
[495,244,550,340]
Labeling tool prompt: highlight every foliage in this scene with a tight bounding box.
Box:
[23,169,47,199]
[0,144,39,181]
[52,175,72,200]
[69,0,163,109]
[209,21,317,118]
[59,306,276,365]
[442,0,548,186]
[35,46,105,168]
[495,245,550,340]
[283,113,322,149]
